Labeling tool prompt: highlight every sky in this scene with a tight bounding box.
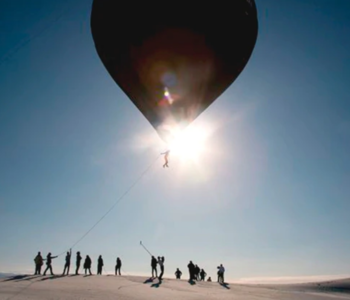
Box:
[0,0,350,283]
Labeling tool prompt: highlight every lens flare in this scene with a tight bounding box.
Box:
[164,86,174,104]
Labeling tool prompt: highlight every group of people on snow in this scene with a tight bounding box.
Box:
[34,251,225,284]
[34,251,122,276]
[187,261,211,282]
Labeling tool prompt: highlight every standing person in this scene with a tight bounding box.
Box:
[34,252,43,275]
[187,261,195,282]
[84,255,92,275]
[43,252,58,276]
[194,265,200,280]
[175,268,182,279]
[219,264,225,283]
[158,256,165,280]
[151,256,158,278]
[75,251,82,275]
[97,255,104,275]
[115,257,122,275]
[217,264,225,283]
[62,249,72,275]
[200,269,207,281]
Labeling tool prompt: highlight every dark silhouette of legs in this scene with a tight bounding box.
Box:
[62,263,69,275]
[152,267,157,278]
[159,267,164,280]
[76,263,80,275]
[34,265,40,275]
[63,263,71,275]
[43,265,53,276]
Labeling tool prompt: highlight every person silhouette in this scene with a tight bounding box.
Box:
[151,256,158,278]
[97,255,104,275]
[43,252,58,276]
[115,257,122,275]
[62,249,72,276]
[161,150,170,167]
[217,264,225,283]
[200,269,207,281]
[158,256,165,281]
[187,261,195,282]
[34,252,43,275]
[175,268,182,279]
[84,255,92,275]
[75,251,82,275]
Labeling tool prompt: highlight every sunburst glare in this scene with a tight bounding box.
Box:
[167,123,210,164]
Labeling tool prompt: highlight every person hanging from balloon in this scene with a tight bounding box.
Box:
[161,150,170,168]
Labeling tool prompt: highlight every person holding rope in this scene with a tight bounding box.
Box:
[43,252,58,276]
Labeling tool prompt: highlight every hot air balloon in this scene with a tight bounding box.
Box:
[90,0,258,143]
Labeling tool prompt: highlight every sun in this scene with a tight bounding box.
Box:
[166,123,210,163]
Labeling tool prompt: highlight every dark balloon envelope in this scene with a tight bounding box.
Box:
[91,0,258,143]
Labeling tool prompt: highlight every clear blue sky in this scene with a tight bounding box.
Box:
[1,0,350,282]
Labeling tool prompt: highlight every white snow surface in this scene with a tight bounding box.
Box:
[1,274,350,300]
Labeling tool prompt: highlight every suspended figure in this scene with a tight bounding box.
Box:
[90,0,258,144]
[161,150,170,168]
